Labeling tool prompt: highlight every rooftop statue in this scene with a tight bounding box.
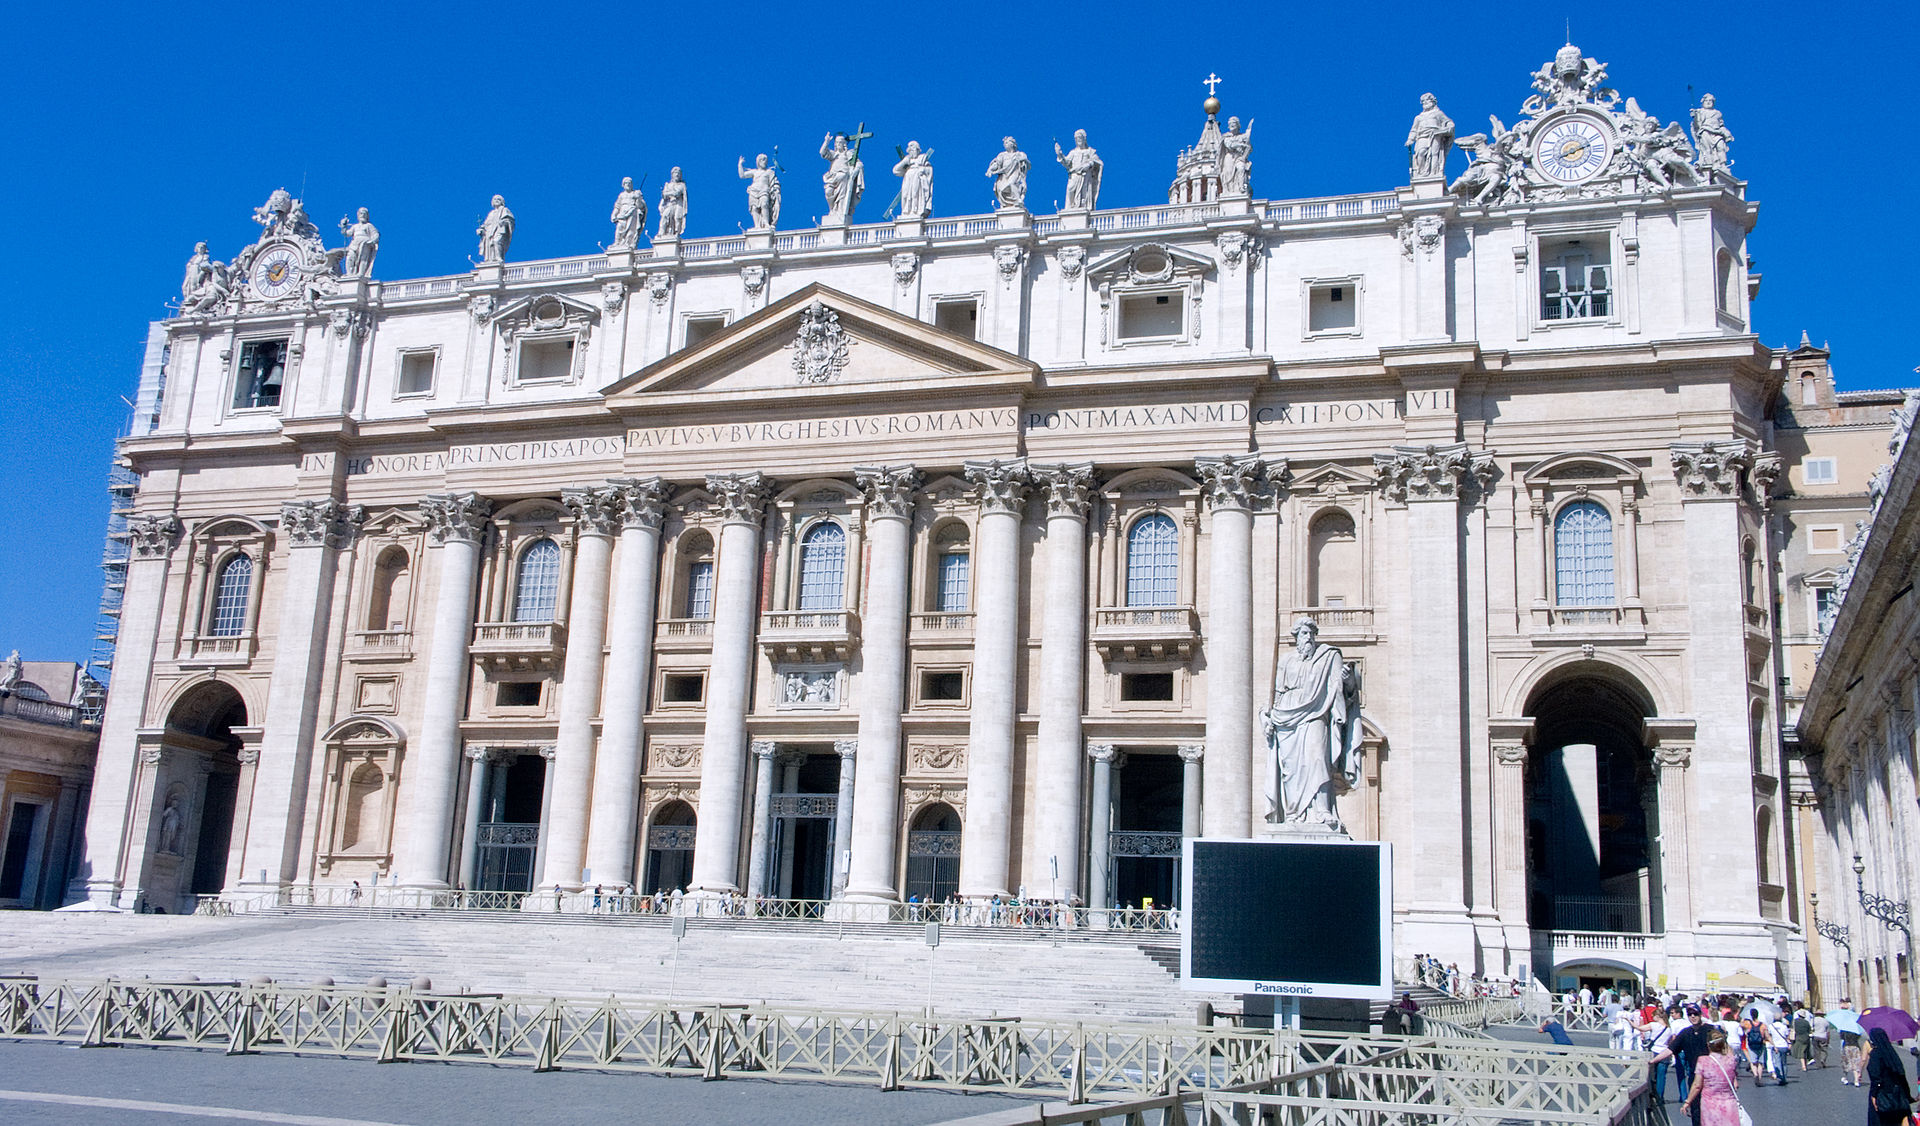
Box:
[1056,129,1103,210]
[477,195,514,264]
[1219,116,1253,196]
[1621,98,1700,192]
[739,154,781,231]
[252,188,294,234]
[893,141,934,219]
[1406,93,1454,179]
[658,167,688,238]
[985,136,1030,210]
[1262,617,1363,833]
[1690,94,1734,177]
[338,208,379,278]
[610,177,647,250]
[820,130,867,224]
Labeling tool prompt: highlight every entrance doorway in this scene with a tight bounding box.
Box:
[1111,751,1183,909]
[771,750,840,901]
[475,752,545,893]
[153,681,248,911]
[904,804,961,902]
[643,801,695,895]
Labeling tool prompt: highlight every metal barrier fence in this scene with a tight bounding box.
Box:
[194,887,1181,933]
[0,976,1640,1113]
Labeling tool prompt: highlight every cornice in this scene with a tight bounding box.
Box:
[607,371,1032,419]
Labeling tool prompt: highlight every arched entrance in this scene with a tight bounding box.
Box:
[147,681,248,912]
[904,804,960,902]
[1523,666,1660,988]
[644,801,695,894]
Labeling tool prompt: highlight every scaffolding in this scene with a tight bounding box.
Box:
[86,323,169,715]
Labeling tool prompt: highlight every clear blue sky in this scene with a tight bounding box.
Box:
[0,1,1912,664]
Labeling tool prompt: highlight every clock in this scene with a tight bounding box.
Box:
[250,245,302,300]
[1532,113,1614,184]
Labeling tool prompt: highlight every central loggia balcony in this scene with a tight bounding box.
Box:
[1091,606,1198,660]
[470,621,567,672]
[758,610,859,662]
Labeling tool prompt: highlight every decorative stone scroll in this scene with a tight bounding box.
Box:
[1031,462,1095,519]
[129,514,184,560]
[1195,453,1274,512]
[993,244,1026,287]
[704,472,771,525]
[1668,439,1758,497]
[910,743,966,771]
[855,465,921,520]
[904,782,966,819]
[1493,741,1529,765]
[605,477,670,531]
[281,499,366,549]
[964,459,1030,515]
[646,781,699,812]
[1214,231,1257,273]
[420,492,493,544]
[791,300,850,384]
[1176,742,1205,764]
[891,252,920,287]
[1652,744,1692,769]
[1372,443,1496,503]
[653,743,701,770]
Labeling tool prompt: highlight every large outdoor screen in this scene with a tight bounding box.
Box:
[1181,837,1392,1000]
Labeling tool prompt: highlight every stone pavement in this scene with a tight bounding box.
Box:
[0,1039,1031,1125]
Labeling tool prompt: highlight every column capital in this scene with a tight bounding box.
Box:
[964,458,1029,515]
[1493,741,1529,765]
[1668,439,1759,499]
[854,465,921,521]
[605,477,671,531]
[463,745,504,764]
[1030,461,1095,519]
[421,492,493,544]
[1195,453,1286,511]
[750,739,779,761]
[282,498,366,549]
[539,744,558,761]
[704,471,771,525]
[1653,744,1693,769]
[129,514,183,559]
[1177,742,1205,764]
[834,738,859,759]
[1086,742,1119,764]
[1372,442,1495,503]
[562,487,621,539]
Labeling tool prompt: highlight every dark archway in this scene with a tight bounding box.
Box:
[162,681,248,900]
[904,803,960,903]
[643,800,696,895]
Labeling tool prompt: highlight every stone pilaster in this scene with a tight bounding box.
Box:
[845,465,919,901]
[689,472,770,895]
[1030,462,1094,902]
[1654,744,1697,955]
[541,487,621,889]
[397,492,491,888]
[958,459,1027,899]
[1177,743,1205,839]
[1086,743,1119,909]
[584,478,669,888]
[831,738,858,898]
[1491,740,1532,969]
[1195,454,1271,836]
[745,740,779,898]
[458,745,499,889]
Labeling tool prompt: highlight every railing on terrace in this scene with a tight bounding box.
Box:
[0,692,91,729]
[0,976,1645,1116]
[911,612,974,633]
[502,256,611,282]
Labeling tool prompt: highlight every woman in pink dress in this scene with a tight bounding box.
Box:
[1684,1030,1745,1126]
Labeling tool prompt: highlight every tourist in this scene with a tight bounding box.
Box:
[1538,1016,1574,1045]
[1764,1010,1791,1084]
[1397,991,1422,1036]
[1865,1027,1915,1125]
[1682,1030,1745,1126]
[1811,1007,1831,1068]
[1642,1009,1675,1101]
[1792,1005,1813,1073]
[1609,1002,1637,1053]
[349,880,362,905]
[1383,1003,1404,1035]
[1660,1005,1712,1109]
[1837,999,1867,1085]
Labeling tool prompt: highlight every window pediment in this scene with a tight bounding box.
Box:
[1086,242,1212,286]
[489,292,600,341]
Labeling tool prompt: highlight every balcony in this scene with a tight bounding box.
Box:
[1292,606,1376,643]
[1092,606,1198,660]
[655,618,714,652]
[180,634,254,666]
[911,612,975,640]
[346,629,413,660]
[758,610,858,662]
[470,621,566,672]
[1528,603,1647,642]
[0,693,91,729]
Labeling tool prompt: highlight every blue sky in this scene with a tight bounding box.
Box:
[0,1,1913,664]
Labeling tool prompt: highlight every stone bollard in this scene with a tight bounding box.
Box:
[411,976,433,993]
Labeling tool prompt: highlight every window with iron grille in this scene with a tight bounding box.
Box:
[512,538,561,622]
[1553,501,1615,606]
[1125,514,1179,607]
[797,522,846,611]
[233,339,287,410]
[210,554,253,636]
[1540,239,1612,322]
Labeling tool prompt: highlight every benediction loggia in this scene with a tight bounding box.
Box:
[82,46,1801,992]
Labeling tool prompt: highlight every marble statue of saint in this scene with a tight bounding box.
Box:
[658,167,688,238]
[1219,117,1253,196]
[338,208,379,277]
[181,242,214,302]
[284,198,320,242]
[739,154,781,230]
[0,650,20,695]
[1406,93,1455,179]
[610,177,648,250]
[820,133,865,223]
[477,195,514,263]
[159,795,184,855]
[1261,617,1363,832]
[1622,101,1699,192]
[985,136,1030,210]
[1690,94,1733,174]
[1056,130,1103,210]
[893,141,934,218]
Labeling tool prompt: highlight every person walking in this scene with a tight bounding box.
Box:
[1683,1030,1746,1126]
[1792,1006,1813,1074]
[1765,1011,1791,1084]
[1643,1009,1676,1103]
[1652,1005,1712,1111]
[1865,1027,1916,1126]
[1811,1008,1831,1068]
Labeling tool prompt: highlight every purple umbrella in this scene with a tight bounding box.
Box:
[1860,1007,1920,1042]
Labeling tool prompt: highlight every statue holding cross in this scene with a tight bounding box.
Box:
[820,124,871,224]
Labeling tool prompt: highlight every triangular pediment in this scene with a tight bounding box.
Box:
[603,283,1037,402]
[1291,462,1378,492]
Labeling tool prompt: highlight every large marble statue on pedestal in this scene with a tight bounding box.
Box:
[337,208,379,277]
[1262,616,1363,833]
[1219,117,1253,196]
[658,167,688,238]
[820,131,867,223]
[1055,130,1102,209]
[1690,94,1734,176]
[610,177,648,250]
[1406,93,1454,178]
[739,154,781,230]
[477,195,514,263]
[893,141,934,218]
[985,137,1030,209]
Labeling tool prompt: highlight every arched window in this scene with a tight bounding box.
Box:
[935,525,970,613]
[675,532,715,619]
[797,522,846,611]
[209,554,254,636]
[365,547,411,631]
[1307,510,1359,607]
[341,763,385,851]
[512,538,561,622]
[1553,501,1614,606]
[1126,514,1179,608]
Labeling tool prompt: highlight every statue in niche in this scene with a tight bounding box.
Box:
[1261,617,1363,833]
[1055,129,1103,209]
[159,794,184,855]
[477,194,514,263]
[985,136,1030,210]
[738,154,781,230]
[1406,93,1454,179]
[338,208,380,277]
[1219,116,1253,195]
[658,167,688,238]
[1690,93,1734,175]
[819,132,865,223]
[610,177,648,250]
[893,141,934,218]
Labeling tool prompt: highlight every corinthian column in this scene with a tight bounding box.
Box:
[541,487,620,890]
[585,478,669,888]
[1030,462,1094,902]
[1196,454,1268,836]
[831,738,858,898]
[958,459,1027,900]
[397,493,492,888]
[745,741,779,897]
[1178,743,1205,839]
[688,472,770,895]
[1086,743,1119,909]
[240,499,364,891]
[846,465,919,901]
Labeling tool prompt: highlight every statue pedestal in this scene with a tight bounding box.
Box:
[1259,820,1352,844]
[818,221,848,247]
[1216,195,1252,216]
[745,230,774,253]
[649,236,679,261]
[995,207,1030,231]
[1057,209,1091,231]
[603,249,637,273]
[892,218,925,240]
[1406,176,1447,201]
[471,263,503,286]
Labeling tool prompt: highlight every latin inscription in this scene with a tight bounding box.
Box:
[1254,399,1402,426]
[627,408,1021,450]
[1027,403,1247,431]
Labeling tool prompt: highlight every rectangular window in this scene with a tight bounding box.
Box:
[397,351,436,396]
[920,670,965,702]
[495,681,541,708]
[1813,586,1838,625]
[683,315,727,349]
[934,299,978,339]
[1802,457,1837,486]
[686,561,715,619]
[1120,672,1175,701]
[1308,283,1358,334]
[1808,526,1843,553]
[937,551,970,613]
[233,338,288,410]
[663,673,705,704]
[1540,238,1612,322]
[518,338,575,383]
[1118,292,1184,341]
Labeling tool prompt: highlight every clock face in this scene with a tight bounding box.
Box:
[250,246,302,300]
[1533,114,1613,184]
